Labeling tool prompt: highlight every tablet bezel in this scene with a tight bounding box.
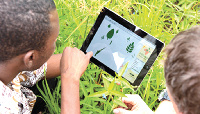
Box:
[81,7,164,87]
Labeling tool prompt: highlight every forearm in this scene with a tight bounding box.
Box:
[46,54,62,79]
[61,72,81,114]
[60,47,92,114]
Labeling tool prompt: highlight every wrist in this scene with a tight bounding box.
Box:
[61,69,81,82]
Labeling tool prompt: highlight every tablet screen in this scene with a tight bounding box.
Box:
[81,7,164,86]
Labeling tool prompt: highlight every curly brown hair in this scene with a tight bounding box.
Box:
[164,26,200,114]
[0,0,56,62]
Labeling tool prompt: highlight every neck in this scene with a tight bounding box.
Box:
[0,58,23,85]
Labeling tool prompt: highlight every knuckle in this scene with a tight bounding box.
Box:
[63,47,70,52]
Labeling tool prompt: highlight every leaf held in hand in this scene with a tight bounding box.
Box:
[109,90,126,97]
[88,90,109,97]
[108,78,115,90]
[113,99,128,108]
[102,74,110,90]
[118,62,129,77]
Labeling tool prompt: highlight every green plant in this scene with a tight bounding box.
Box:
[36,70,61,113]
[87,62,135,113]
[36,0,200,113]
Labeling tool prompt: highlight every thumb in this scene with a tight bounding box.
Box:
[113,108,132,114]
[86,51,93,59]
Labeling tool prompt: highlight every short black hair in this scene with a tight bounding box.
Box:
[0,0,56,62]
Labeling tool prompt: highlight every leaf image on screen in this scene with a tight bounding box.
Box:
[107,29,114,40]
[126,42,134,53]
[94,47,106,56]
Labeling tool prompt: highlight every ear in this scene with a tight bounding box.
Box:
[23,50,35,69]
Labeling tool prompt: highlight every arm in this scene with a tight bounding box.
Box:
[61,72,81,114]
[113,94,176,114]
[113,94,154,114]
[46,54,62,79]
[60,47,93,114]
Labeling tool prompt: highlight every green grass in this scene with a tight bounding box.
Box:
[37,0,200,113]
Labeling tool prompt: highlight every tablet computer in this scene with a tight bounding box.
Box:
[81,7,164,87]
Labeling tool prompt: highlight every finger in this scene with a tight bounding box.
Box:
[86,51,93,59]
[73,47,78,50]
[116,106,129,110]
[123,94,142,104]
[122,97,135,104]
[63,47,71,55]
[121,95,143,109]
[113,108,132,114]
[121,98,133,109]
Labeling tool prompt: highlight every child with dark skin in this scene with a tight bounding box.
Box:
[0,0,92,113]
[3,1,199,114]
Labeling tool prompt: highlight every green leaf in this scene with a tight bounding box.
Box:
[102,74,110,90]
[89,97,107,103]
[186,1,196,9]
[108,78,115,90]
[80,81,88,97]
[88,69,101,73]
[109,90,126,97]
[88,90,109,97]
[120,78,135,92]
[111,103,119,111]
[118,62,129,77]
[113,99,128,108]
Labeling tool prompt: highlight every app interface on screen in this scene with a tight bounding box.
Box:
[86,16,156,83]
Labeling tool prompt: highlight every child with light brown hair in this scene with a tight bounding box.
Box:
[113,25,200,114]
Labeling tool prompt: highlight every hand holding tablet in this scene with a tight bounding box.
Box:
[81,7,164,89]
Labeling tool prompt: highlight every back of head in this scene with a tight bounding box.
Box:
[0,0,56,62]
[164,26,200,114]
